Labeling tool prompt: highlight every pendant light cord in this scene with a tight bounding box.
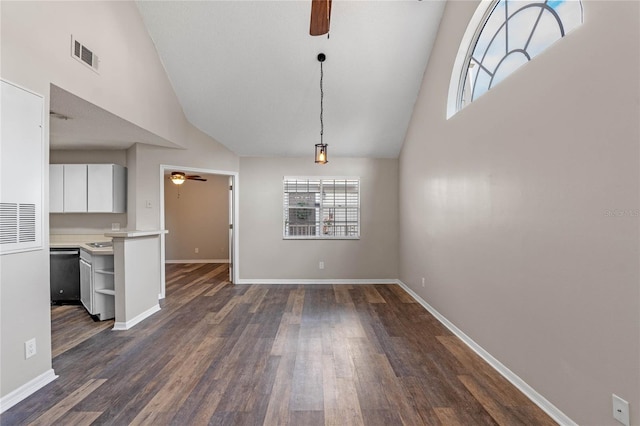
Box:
[320,60,324,145]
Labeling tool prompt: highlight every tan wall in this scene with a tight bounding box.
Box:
[239,157,398,281]
[164,174,229,261]
[399,1,639,424]
[130,127,239,232]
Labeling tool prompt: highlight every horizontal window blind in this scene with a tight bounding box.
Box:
[283,177,360,239]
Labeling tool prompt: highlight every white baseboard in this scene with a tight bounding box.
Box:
[0,369,57,413]
[396,280,577,426]
[165,259,229,264]
[235,278,398,285]
[112,304,161,331]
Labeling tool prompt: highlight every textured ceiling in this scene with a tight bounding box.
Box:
[135,0,446,158]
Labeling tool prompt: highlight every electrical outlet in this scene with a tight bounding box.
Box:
[421,277,425,287]
[319,261,324,270]
[612,394,630,426]
[195,248,199,254]
[111,222,120,231]
[25,338,36,359]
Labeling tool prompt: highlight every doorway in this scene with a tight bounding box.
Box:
[159,165,238,299]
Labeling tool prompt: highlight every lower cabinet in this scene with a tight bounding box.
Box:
[80,249,115,321]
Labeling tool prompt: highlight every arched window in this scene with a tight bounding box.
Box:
[447,0,583,118]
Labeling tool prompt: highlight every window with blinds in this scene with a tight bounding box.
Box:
[283,177,360,239]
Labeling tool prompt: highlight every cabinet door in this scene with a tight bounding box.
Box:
[49,164,64,213]
[87,164,113,213]
[80,258,93,314]
[63,164,87,212]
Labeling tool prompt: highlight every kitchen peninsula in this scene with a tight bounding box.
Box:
[104,229,168,330]
[50,230,167,330]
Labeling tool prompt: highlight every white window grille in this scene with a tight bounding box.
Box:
[283,177,360,240]
[447,0,583,118]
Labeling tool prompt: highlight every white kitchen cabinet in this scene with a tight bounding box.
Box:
[80,249,115,321]
[87,164,126,213]
[79,257,92,312]
[49,164,64,213]
[63,164,87,212]
[49,163,127,213]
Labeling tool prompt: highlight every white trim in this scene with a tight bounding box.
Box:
[165,259,229,264]
[446,0,495,119]
[396,280,577,426]
[0,369,57,413]
[235,278,398,285]
[112,304,160,331]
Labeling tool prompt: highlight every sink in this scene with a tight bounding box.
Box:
[87,241,112,248]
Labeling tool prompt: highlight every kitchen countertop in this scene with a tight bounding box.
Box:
[50,234,114,255]
[105,230,168,238]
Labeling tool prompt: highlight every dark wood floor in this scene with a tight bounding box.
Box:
[2,263,556,425]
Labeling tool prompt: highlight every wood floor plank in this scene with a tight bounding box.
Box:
[28,379,107,425]
[263,351,296,425]
[290,337,324,411]
[5,265,558,426]
[50,305,114,358]
[55,411,103,426]
[434,407,465,425]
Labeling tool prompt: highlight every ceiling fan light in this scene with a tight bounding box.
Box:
[170,172,186,185]
[315,143,328,164]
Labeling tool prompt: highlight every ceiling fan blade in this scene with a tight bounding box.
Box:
[310,0,331,36]
[186,175,202,179]
[188,177,207,181]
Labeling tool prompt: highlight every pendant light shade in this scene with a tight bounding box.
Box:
[315,53,328,164]
[315,143,328,164]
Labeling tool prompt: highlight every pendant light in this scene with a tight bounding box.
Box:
[315,53,328,164]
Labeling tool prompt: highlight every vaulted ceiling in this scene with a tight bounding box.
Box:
[134,0,446,158]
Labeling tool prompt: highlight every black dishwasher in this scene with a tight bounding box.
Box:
[50,248,80,304]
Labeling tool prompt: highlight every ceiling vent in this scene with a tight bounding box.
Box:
[71,35,99,73]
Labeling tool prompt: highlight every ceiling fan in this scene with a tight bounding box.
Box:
[310,0,332,36]
[170,171,207,185]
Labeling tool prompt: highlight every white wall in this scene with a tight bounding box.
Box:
[164,174,229,262]
[0,0,239,403]
[239,157,398,281]
[399,1,639,424]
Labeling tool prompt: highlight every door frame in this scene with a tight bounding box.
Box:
[159,164,239,298]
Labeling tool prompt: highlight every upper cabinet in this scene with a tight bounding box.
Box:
[50,164,126,214]
[87,164,126,213]
[63,164,88,213]
[49,164,64,213]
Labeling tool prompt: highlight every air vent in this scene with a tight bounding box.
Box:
[71,35,99,73]
[19,204,36,243]
[0,203,18,245]
[0,203,36,245]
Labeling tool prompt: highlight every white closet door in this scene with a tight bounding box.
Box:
[0,80,43,254]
